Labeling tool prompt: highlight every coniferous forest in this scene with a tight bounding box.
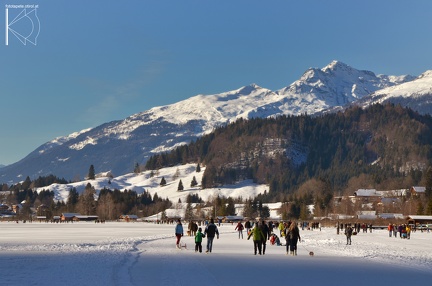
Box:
[146,103,432,203]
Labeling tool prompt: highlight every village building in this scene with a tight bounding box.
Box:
[406,215,432,227]
[410,186,426,197]
[119,214,139,222]
[61,213,98,222]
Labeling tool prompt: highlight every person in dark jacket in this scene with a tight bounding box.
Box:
[245,220,252,235]
[190,221,198,237]
[259,220,270,255]
[248,222,266,255]
[175,219,184,249]
[345,225,353,245]
[204,218,219,253]
[285,221,301,255]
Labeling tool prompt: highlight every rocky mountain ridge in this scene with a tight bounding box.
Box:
[1,60,430,184]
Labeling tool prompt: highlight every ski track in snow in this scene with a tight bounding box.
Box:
[133,234,221,286]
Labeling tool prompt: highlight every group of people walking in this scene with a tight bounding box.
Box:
[241,220,301,255]
[176,218,302,256]
[247,220,269,255]
[388,223,412,239]
[175,218,219,253]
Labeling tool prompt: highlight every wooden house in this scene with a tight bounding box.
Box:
[409,186,426,197]
[120,215,139,222]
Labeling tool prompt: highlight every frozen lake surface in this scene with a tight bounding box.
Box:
[0,221,431,285]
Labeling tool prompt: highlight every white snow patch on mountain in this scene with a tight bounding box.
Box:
[38,128,92,154]
[369,70,432,102]
[69,136,98,150]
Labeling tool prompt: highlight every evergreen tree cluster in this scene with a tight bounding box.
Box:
[146,104,432,200]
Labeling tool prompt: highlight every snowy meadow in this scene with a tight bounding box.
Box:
[0,221,431,286]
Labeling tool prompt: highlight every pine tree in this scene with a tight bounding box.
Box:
[196,163,201,173]
[134,163,141,174]
[260,205,270,219]
[67,188,79,212]
[77,183,96,215]
[425,167,432,199]
[87,165,95,180]
[21,176,32,190]
[185,203,194,220]
[160,177,166,186]
[242,199,255,218]
[190,176,198,187]
[161,210,167,221]
[177,180,184,191]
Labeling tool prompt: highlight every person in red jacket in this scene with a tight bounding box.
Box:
[388,223,394,237]
[235,221,244,239]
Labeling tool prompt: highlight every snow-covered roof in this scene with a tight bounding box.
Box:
[411,186,426,193]
[357,214,377,220]
[380,198,401,205]
[357,211,376,215]
[354,189,379,196]
[75,215,98,219]
[224,215,243,221]
[376,189,407,197]
[121,215,138,219]
[379,213,404,219]
[407,215,432,221]
[62,213,81,218]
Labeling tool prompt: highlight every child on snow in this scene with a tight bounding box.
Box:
[270,233,282,246]
[195,227,205,253]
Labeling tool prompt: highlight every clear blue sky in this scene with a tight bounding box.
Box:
[1,0,432,165]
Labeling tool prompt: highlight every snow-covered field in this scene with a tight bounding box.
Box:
[0,221,431,285]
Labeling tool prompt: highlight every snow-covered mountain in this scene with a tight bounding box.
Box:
[0,61,425,183]
[354,70,432,114]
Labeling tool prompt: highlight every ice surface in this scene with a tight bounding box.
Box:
[0,221,431,285]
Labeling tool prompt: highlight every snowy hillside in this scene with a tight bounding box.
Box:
[36,163,268,205]
[0,60,424,184]
[355,70,432,114]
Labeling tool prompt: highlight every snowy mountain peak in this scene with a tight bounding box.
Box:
[356,68,432,114]
[233,83,267,96]
[0,60,427,183]
[322,60,353,72]
[418,70,432,79]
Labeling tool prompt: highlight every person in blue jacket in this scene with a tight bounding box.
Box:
[175,219,184,249]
